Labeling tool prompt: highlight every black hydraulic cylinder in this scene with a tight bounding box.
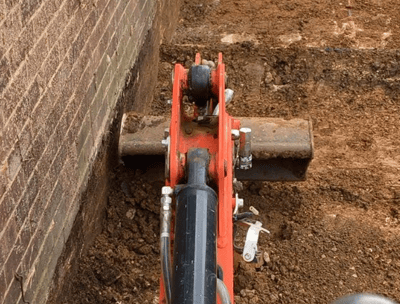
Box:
[172,149,218,304]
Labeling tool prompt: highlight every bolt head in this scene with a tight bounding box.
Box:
[239,127,252,134]
[164,128,170,138]
[161,186,173,196]
[244,253,252,261]
[161,196,172,205]
[161,139,169,148]
[231,129,240,140]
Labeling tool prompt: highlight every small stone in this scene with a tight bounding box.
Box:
[246,290,256,298]
[321,254,326,258]
[352,273,358,278]
[265,72,273,84]
[270,294,279,302]
[240,289,247,297]
[264,252,271,263]
[126,209,136,220]
[249,296,259,304]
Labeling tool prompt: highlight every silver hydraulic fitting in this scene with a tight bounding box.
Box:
[213,89,235,116]
[233,193,244,215]
[239,127,252,170]
[160,186,173,238]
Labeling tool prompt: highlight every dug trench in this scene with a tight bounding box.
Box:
[54,0,400,303]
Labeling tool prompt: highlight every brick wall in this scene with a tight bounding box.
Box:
[0,0,174,303]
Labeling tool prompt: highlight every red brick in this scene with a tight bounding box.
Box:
[1,4,22,50]
[20,0,44,26]
[0,107,4,132]
[6,141,22,181]
[23,80,40,118]
[69,12,97,71]
[4,224,31,280]
[15,171,39,230]
[27,36,48,80]
[0,270,6,302]
[49,64,71,102]
[58,13,82,59]
[38,42,60,86]
[46,2,70,48]
[2,63,28,118]
[48,142,68,183]
[5,0,19,10]
[32,0,59,40]
[44,99,64,140]
[29,175,55,238]
[0,209,13,265]
[18,122,32,160]
[86,3,110,52]
[0,55,11,95]
[40,181,63,238]
[0,194,8,225]
[0,166,6,197]
[9,22,34,72]
[21,129,46,179]
[3,279,21,304]
[64,0,79,18]
[30,92,50,138]
[8,104,28,141]
[1,217,17,279]
[35,146,53,185]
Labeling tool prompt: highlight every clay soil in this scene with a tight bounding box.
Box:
[62,0,400,303]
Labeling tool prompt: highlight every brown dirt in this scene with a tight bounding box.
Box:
[62,0,400,303]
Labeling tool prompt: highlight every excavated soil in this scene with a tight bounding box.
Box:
[63,0,400,303]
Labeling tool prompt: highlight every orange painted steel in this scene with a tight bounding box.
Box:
[159,53,238,304]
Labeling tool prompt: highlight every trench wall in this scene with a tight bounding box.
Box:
[0,0,179,303]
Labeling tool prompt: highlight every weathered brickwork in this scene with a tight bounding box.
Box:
[0,0,166,303]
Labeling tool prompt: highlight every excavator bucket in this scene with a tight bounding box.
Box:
[119,112,313,181]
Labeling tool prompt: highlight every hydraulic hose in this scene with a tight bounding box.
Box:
[161,237,172,304]
[160,188,173,304]
[217,279,232,304]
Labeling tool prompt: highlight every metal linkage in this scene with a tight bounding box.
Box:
[241,220,270,262]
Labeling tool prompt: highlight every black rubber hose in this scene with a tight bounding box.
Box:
[217,279,232,304]
[161,237,172,304]
[160,188,173,304]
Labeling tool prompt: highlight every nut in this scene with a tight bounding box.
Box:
[231,129,240,140]
[161,196,172,205]
[161,186,173,196]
